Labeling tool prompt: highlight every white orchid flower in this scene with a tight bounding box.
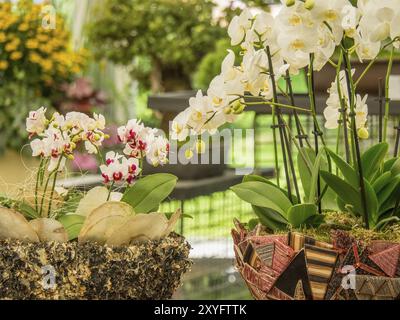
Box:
[171,110,191,141]
[354,31,381,62]
[228,8,253,46]
[26,107,47,135]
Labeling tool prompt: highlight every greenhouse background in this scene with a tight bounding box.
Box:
[1,0,400,300]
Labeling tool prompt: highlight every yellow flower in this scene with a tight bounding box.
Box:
[0,60,8,70]
[40,59,53,72]
[40,44,53,54]
[26,39,39,49]
[0,32,6,43]
[29,52,41,64]
[5,42,17,52]
[10,51,23,60]
[18,23,29,32]
[37,34,49,42]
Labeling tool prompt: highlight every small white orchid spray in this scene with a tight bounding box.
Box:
[27,108,108,217]
[99,119,170,199]
[0,111,180,246]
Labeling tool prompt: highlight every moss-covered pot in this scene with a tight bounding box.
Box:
[0,233,191,300]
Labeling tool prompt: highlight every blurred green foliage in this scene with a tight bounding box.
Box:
[87,0,225,92]
[0,82,50,154]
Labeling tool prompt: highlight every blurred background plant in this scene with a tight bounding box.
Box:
[0,0,87,154]
[87,0,225,93]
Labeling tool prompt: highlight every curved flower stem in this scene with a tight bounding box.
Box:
[35,158,44,213]
[383,46,394,142]
[107,181,115,201]
[343,50,370,229]
[40,157,62,217]
[46,156,64,217]
[243,100,312,113]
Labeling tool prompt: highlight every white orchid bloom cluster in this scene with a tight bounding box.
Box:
[117,119,170,167]
[100,119,169,185]
[27,107,107,171]
[355,0,400,59]
[171,1,400,142]
[171,1,375,141]
[99,151,140,185]
[323,70,369,137]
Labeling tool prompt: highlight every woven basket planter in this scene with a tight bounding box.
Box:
[232,221,400,300]
[0,233,191,300]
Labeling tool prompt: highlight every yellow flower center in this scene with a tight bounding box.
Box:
[289,14,302,26]
[324,10,338,21]
[291,39,305,50]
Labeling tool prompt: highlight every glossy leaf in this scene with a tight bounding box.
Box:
[230,181,292,218]
[287,203,318,228]
[325,148,358,188]
[252,205,288,231]
[308,151,323,203]
[320,171,362,215]
[391,158,400,177]
[373,172,392,194]
[58,214,86,240]
[361,142,389,182]
[297,147,316,200]
[243,175,298,204]
[377,176,400,208]
[121,173,177,213]
[364,179,379,226]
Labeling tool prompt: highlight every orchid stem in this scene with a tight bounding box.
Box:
[383,46,394,142]
[343,49,369,229]
[107,181,115,201]
[266,45,293,203]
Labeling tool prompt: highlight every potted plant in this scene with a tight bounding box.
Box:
[0,109,191,299]
[170,0,400,300]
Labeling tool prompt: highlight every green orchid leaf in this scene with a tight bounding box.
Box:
[247,218,260,230]
[361,142,389,182]
[243,174,299,204]
[364,179,379,227]
[320,171,362,215]
[297,147,316,200]
[287,203,318,228]
[325,148,358,188]
[16,202,39,219]
[230,181,292,218]
[308,151,324,204]
[391,158,400,177]
[384,157,398,173]
[373,172,392,194]
[58,214,86,240]
[121,173,177,213]
[252,206,288,231]
[377,176,400,208]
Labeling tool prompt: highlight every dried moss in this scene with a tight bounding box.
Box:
[0,233,191,300]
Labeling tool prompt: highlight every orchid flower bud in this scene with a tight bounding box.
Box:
[357,127,369,140]
[304,0,315,10]
[285,0,295,7]
[184,148,194,160]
